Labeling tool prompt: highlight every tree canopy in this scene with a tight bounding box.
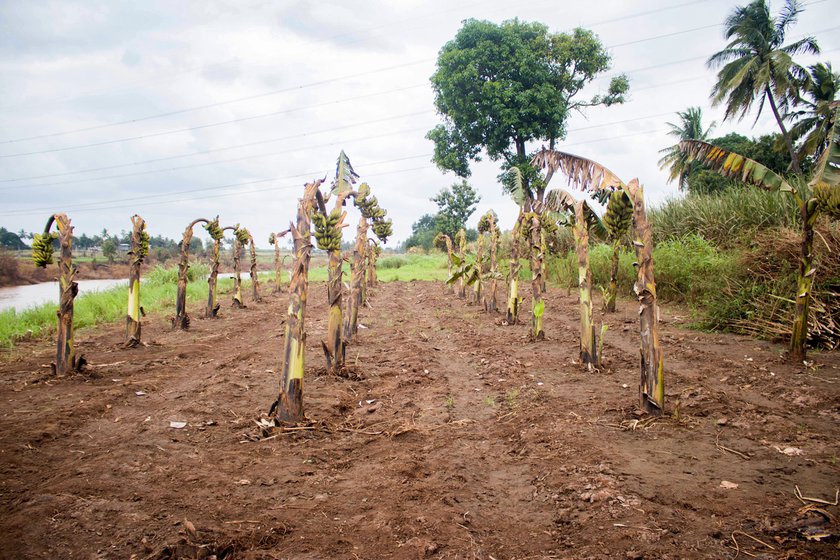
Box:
[427,18,627,199]
[432,180,481,239]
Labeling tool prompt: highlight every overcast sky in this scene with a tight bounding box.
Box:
[0,0,837,248]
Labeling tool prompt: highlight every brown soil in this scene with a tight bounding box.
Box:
[0,282,838,559]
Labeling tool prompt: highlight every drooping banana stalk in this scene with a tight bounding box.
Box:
[506,212,524,325]
[126,214,149,346]
[478,211,499,313]
[232,225,250,308]
[528,210,545,340]
[366,240,380,287]
[627,180,664,414]
[174,218,209,329]
[473,227,484,305]
[345,216,367,342]
[273,178,323,423]
[603,190,633,312]
[248,233,261,303]
[204,219,233,318]
[434,233,455,293]
[455,228,467,299]
[573,202,596,367]
[269,229,292,293]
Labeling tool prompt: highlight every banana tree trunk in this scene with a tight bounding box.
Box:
[573,203,595,367]
[446,239,454,294]
[232,236,245,308]
[629,181,664,415]
[249,237,261,303]
[487,221,498,313]
[530,213,545,340]
[473,233,484,305]
[344,217,367,342]
[539,227,547,294]
[605,239,620,313]
[506,213,523,325]
[273,238,282,293]
[457,233,466,299]
[324,246,345,371]
[366,243,378,287]
[126,215,145,346]
[789,200,818,361]
[174,218,207,329]
[54,215,79,374]
[275,179,321,423]
[207,238,221,318]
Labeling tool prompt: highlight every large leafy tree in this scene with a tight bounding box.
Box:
[432,180,481,239]
[789,62,840,160]
[427,18,628,197]
[658,107,716,189]
[708,0,819,173]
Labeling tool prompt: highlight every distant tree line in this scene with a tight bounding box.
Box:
[403,180,481,251]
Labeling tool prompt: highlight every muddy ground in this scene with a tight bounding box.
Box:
[0,280,838,559]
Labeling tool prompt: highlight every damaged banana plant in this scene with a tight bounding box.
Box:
[174,217,210,329]
[534,148,664,415]
[247,230,261,303]
[366,239,381,288]
[269,229,292,294]
[477,211,501,313]
[33,213,85,374]
[125,214,149,346]
[204,218,234,319]
[273,178,324,424]
[678,105,840,361]
[603,190,633,312]
[434,232,456,294]
[455,228,467,299]
[231,225,250,308]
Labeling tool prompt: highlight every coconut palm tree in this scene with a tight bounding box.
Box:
[708,0,819,173]
[658,107,716,189]
[789,63,839,160]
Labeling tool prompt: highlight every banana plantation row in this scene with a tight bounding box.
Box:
[28,110,840,424]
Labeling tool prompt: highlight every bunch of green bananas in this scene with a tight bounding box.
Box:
[234,227,250,246]
[433,232,450,251]
[268,232,276,245]
[312,208,342,251]
[477,211,496,234]
[136,228,150,261]
[604,190,633,238]
[814,183,840,220]
[32,231,57,268]
[204,218,224,242]
[372,218,392,244]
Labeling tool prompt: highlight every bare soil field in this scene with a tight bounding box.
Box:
[0,281,838,559]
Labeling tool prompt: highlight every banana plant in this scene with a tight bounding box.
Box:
[534,148,664,415]
[269,229,292,293]
[313,151,358,372]
[472,224,485,305]
[174,217,210,329]
[273,178,324,423]
[603,190,633,312]
[126,215,149,346]
[32,213,84,374]
[678,106,840,361]
[231,225,251,308]
[477,211,500,313]
[455,228,467,299]
[366,239,381,288]
[205,219,235,318]
[247,231,261,303]
[434,232,455,294]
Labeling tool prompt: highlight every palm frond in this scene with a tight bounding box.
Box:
[809,106,840,189]
[543,188,577,213]
[678,140,793,192]
[332,150,359,195]
[502,167,527,207]
[531,148,625,194]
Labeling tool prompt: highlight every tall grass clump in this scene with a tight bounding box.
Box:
[650,188,799,247]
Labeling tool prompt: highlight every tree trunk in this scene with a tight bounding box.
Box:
[53,214,80,374]
[446,239,454,294]
[275,179,322,423]
[344,217,368,342]
[324,246,345,371]
[126,215,145,346]
[457,231,466,299]
[473,232,484,305]
[539,227,548,294]
[573,203,595,367]
[174,219,207,329]
[273,239,283,293]
[506,213,523,325]
[232,236,245,308]
[766,87,801,174]
[367,242,378,287]
[530,213,545,340]
[789,200,818,361]
[206,238,221,318]
[249,237,261,303]
[629,181,664,415]
[605,239,620,313]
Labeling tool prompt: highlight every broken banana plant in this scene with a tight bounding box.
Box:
[455,228,467,299]
[478,211,500,313]
[366,240,380,288]
[603,190,633,312]
[269,229,292,293]
[434,232,455,294]
[126,214,149,346]
[231,226,250,308]
[248,232,261,303]
[273,178,323,423]
[174,217,210,329]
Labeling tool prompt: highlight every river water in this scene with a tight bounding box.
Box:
[0,279,129,313]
